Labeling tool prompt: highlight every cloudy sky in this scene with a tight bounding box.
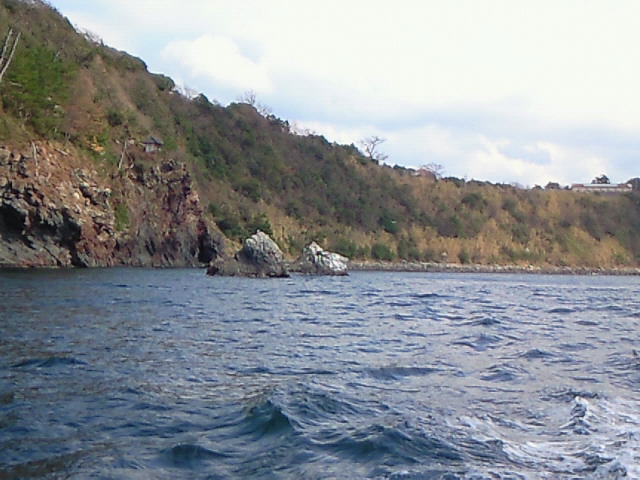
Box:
[51,0,640,186]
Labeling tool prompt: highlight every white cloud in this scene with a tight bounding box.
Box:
[303,121,612,187]
[161,35,272,93]
[465,139,610,187]
[51,0,640,184]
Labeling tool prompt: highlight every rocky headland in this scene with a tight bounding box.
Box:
[0,143,221,268]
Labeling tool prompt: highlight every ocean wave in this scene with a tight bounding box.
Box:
[160,443,229,469]
[480,363,529,383]
[365,366,440,381]
[520,348,555,360]
[11,355,87,369]
[457,394,640,478]
[453,333,503,351]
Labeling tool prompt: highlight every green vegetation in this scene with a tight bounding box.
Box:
[1,43,76,136]
[371,243,395,261]
[113,202,130,232]
[1,0,639,268]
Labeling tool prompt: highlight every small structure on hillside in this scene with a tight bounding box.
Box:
[570,183,632,193]
[571,173,633,193]
[142,137,163,153]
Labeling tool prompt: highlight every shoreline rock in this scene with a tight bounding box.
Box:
[207,230,289,278]
[292,242,349,276]
[349,261,640,276]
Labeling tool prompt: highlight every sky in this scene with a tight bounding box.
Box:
[50,0,640,186]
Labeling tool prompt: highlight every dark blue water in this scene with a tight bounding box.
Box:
[1,269,639,479]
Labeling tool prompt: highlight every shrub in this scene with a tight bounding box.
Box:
[371,242,395,261]
[106,110,124,127]
[215,211,272,240]
[246,213,273,237]
[436,213,464,238]
[238,179,261,202]
[330,237,358,258]
[208,202,221,217]
[216,216,245,240]
[423,248,439,262]
[379,211,400,234]
[510,223,530,244]
[152,73,175,92]
[114,202,130,232]
[461,192,487,211]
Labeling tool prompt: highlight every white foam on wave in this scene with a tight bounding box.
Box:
[456,394,640,479]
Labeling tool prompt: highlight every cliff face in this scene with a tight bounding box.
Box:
[0,142,221,267]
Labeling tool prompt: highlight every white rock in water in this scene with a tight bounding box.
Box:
[298,241,348,276]
[208,230,289,277]
[240,231,286,269]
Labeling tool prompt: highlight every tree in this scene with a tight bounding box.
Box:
[592,174,610,184]
[421,162,444,179]
[238,89,257,106]
[237,89,272,117]
[0,29,21,84]
[359,135,388,163]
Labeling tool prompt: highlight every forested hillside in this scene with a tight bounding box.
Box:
[1,0,640,268]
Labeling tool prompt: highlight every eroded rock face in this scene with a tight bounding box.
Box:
[207,230,289,278]
[295,241,349,276]
[0,143,221,267]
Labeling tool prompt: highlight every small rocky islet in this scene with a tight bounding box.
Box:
[206,231,349,278]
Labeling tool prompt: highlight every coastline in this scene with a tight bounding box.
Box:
[348,261,640,276]
[1,260,639,276]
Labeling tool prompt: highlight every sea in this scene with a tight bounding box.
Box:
[1,268,639,479]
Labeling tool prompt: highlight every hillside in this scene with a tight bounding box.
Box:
[1,0,640,269]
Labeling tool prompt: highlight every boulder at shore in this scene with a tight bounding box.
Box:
[207,230,289,278]
[294,242,349,276]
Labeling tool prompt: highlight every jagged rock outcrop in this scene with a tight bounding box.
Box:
[112,156,221,267]
[0,142,221,267]
[207,230,289,278]
[294,241,349,275]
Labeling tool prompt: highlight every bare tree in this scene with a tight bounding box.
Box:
[0,28,21,84]
[238,90,257,107]
[238,89,273,117]
[359,135,388,164]
[256,102,272,117]
[77,27,103,45]
[422,162,445,179]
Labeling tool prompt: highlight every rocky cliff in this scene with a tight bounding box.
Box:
[0,142,221,267]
